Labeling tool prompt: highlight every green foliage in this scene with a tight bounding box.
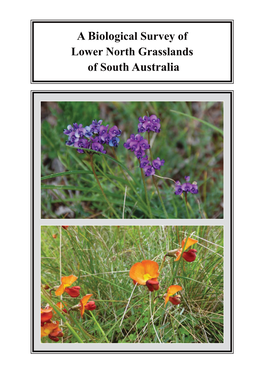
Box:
[41,101,223,219]
[41,226,224,343]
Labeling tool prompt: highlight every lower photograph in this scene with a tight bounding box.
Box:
[39,225,230,352]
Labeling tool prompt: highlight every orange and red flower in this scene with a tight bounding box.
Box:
[62,226,69,230]
[41,321,63,342]
[41,306,53,323]
[41,321,58,338]
[175,237,198,262]
[79,294,93,318]
[129,260,160,292]
[55,275,78,296]
[48,322,64,342]
[85,301,96,311]
[165,285,182,305]
[52,234,57,239]
[64,285,80,298]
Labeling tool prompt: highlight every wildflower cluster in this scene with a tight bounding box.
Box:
[124,115,165,177]
[138,115,161,133]
[175,176,198,196]
[41,274,96,342]
[63,120,121,154]
[129,237,198,307]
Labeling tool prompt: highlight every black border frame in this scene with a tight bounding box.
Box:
[30,20,234,84]
[31,90,233,353]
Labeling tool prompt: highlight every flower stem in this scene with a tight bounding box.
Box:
[140,166,152,218]
[152,175,169,218]
[90,154,120,218]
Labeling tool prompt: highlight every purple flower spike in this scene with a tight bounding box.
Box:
[152,157,165,170]
[143,164,155,177]
[138,114,161,134]
[140,156,149,168]
[175,178,198,196]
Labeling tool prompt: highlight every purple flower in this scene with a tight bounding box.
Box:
[74,139,89,153]
[123,138,132,149]
[175,178,199,196]
[92,142,106,154]
[138,138,150,151]
[182,183,192,193]
[109,137,120,147]
[134,148,146,159]
[152,157,165,170]
[138,114,161,133]
[63,124,74,135]
[90,120,102,134]
[140,156,149,168]
[129,140,141,152]
[190,183,198,194]
[175,182,183,195]
[99,124,109,137]
[84,125,93,137]
[109,126,122,137]
[99,133,111,144]
[143,164,155,177]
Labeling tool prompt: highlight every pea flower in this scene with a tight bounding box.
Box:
[41,321,59,338]
[129,260,160,292]
[164,285,182,305]
[85,301,96,311]
[41,306,53,323]
[41,321,64,342]
[62,226,69,230]
[55,275,78,296]
[138,115,161,133]
[175,176,198,195]
[48,322,64,342]
[175,237,198,262]
[79,294,93,318]
[56,302,68,313]
[63,120,121,154]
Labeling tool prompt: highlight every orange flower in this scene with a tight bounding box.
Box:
[41,306,53,323]
[52,234,57,239]
[55,275,78,296]
[48,321,64,342]
[41,321,58,338]
[79,294,93,318]
[165,285,182,305]
[56,302,68,313]
[129,260,160,292]
[65,286,81,298]
[175,237,198,261]
[62,226,69,230]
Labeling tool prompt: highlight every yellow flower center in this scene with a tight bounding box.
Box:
[143,273,152,281]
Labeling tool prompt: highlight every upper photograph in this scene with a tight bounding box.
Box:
[41,101,223,219]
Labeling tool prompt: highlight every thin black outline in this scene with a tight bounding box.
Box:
[30,20,234,84]
[31,90,233,353]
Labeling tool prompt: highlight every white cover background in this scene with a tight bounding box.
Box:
[1,0,263,371]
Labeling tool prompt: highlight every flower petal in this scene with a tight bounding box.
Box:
[181,237,198,251]
[165,285,182,305]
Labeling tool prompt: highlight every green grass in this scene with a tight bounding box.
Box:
[41,226,224,343]
[41,101,223,219]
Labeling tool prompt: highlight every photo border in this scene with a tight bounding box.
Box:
[31,90,233,353]
[30,20,234,84]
